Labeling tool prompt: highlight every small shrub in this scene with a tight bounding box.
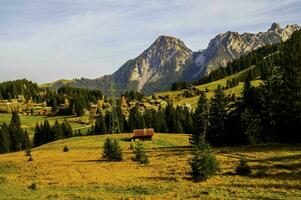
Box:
[255,168,267,178]
[63,146,69,152]
[132,142,149,164]
[102,138,123,161]
[189,143,219,182]
[25,149,31,157]
[129,143,134,150]
[28,182,37,190]
[235,157,252,176]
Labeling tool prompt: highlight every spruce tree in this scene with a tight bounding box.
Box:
[62,120,73,138]
[189,143,219,182]
[94,114,107,134]
[0,123,10,153]
[33,123,42,147]
[132,142,149,164]
[9,112,23,151]
[207,85,228,146]
[190,93,208,146]
[102,138,123,161]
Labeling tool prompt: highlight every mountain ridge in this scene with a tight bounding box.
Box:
[42,23,300,95]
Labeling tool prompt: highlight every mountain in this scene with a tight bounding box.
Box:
[190,23,300,79]
[43,23,300,95]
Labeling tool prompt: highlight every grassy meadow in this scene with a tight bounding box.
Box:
[154,66,263,107]
[0,133,300,199]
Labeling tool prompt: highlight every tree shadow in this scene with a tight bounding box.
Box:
[225,182,301,190]
[252,154,301,162]
[219,144,301,154]
[74,159,110,163]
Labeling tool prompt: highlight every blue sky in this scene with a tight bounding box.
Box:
[0,0,300,83]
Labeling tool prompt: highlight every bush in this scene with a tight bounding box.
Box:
[132,142,149,164]
[189,143,219,182]
[25,149,31,156]
[102,138,123,161]
[63,146,69,152]
[235,157,252,176]
[28,182,37,190]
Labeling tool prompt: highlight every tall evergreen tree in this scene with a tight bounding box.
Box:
[33,123,42,147]
[62,120,73,138]
[9,112,24,151]
[0,123,11,153]
[190,93,208,146]
[94,114,107,134]
[207,85,229,146]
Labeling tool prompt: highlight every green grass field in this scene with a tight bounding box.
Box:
[154,66,262,107]
[0,134,300,199]
[0,114,91,138]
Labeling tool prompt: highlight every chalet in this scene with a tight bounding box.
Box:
[131,128,154,141]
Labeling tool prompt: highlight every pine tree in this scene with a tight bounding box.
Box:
[22,129,30,150]
[190,93,208,146]
[0,123,10,153]
[62,120,73,138]
[9,112,23,151]
[132,142,149,164]
[94,114,107,134]
[102,138,123,161]
[33,123,42,147]
[207,85,229,146]
[42,120,51,143]
[50,120,63,141]
[189,143,219,182]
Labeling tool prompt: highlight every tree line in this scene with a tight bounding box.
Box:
[0,112,30,153]
[44,86,103,116]
[0,79,41,101]
[93,101,193,135]
[33,119,73,147]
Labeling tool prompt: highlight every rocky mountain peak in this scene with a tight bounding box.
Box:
[269,22,281,32]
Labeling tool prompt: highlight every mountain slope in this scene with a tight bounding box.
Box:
[43,23,300,95]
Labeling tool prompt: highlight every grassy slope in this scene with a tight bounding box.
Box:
[0,134,300,199]
[154,66,262,107]
[39,79,75,88]
[0,114,91,138]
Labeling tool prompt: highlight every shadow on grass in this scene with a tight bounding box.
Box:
[74,159,115,163]
[103,184,170,195]
[143,176,179,182]
[223,144,301,153]
[226,182,301,190]
[151,146,192,152]
[252,154,301,162]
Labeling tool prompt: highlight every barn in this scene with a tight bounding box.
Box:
[131,128,154,141]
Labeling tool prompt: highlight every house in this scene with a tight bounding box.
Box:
[131,128,154,141]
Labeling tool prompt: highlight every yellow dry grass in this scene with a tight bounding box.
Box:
[0,134,300,199]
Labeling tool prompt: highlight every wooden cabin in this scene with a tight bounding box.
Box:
[131,128,154,141]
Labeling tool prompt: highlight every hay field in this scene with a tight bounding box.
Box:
[0,134,300,199]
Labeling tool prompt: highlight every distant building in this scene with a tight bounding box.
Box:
[131,128,154,141]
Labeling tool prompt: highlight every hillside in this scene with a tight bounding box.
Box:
[42,23,300,95]
[0,134,300,199]
[153,65,261,107]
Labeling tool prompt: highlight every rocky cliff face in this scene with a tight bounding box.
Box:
[45,23,300,95]
[192,23,300,79]
[111,36,193,93]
